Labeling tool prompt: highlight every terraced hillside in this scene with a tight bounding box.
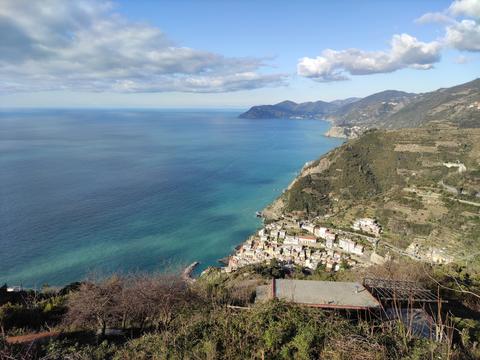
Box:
[264,124,480,263]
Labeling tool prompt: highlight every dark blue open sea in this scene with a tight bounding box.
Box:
[0,109,342,286]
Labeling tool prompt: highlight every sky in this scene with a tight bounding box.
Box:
[0,0,479,108]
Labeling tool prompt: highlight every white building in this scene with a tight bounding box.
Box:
[353,218,382,236]
[314,227,336,242]
[443,162,466,173]
[284,235,299,245]
[301,222,316,234]
[338,238,364,255]
[325,237,335,249]
[339,238,355,252]
[352,244,364,256]
[429,248,454,264]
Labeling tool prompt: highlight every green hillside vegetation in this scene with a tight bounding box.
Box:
[3,261,480,359]
[268,125,480,259]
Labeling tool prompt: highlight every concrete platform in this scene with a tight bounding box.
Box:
[256,279,381,310]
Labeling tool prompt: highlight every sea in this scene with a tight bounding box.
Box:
[0,109,342,287]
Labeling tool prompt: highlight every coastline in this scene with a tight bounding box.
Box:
[261,121,350,220]
[218,121,350,272]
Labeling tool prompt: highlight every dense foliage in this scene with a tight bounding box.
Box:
[2,262,480,359]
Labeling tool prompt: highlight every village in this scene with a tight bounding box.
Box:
[225,216,386,273]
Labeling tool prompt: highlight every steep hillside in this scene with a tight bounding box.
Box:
[327,90,416,126]
[264,125,480,260]
[381,78,480,129]
[240,79,480,131]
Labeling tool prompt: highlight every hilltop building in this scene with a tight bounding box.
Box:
[353,218,382,236]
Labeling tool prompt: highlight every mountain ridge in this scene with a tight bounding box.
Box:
[239,78,480,133]
[239,99,340,119]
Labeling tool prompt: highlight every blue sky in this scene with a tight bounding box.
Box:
[0,0,479,108]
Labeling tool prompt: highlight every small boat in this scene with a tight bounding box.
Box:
[255,211,262,218]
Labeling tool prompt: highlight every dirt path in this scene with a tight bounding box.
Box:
[6,331,60,344]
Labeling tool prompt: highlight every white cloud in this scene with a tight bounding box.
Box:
[449,0,480,18]
[297,34,441,82]
[445,19,480,51]
[299,0,480,82]
[415,0,480,24]
[445,0,480,52]
[0,0,286,93]
[415,12,455,25]
[414,0,480,25]
[414,0,480,52]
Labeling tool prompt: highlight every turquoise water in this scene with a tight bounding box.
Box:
[0,109,342,286]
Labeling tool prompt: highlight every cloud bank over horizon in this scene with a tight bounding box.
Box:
[298,0,480,82]
[0,0,286,93]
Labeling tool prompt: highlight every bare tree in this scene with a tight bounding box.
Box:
[65,275,123,336]
[65,273,192,335]
[122,274,190,332]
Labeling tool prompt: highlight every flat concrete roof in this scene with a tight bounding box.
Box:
[256,279,381,309]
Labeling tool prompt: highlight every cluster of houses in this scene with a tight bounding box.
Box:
[225,216,381,273]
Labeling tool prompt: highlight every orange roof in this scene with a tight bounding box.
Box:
[298,235,316,240]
